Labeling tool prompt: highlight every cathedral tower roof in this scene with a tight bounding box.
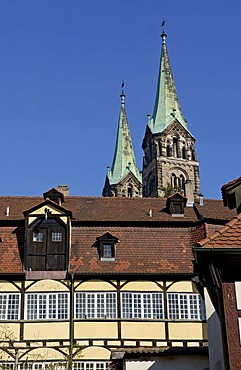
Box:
[107,86,141,186]
[149,29,187,134]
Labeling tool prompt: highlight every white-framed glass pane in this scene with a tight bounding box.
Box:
[26,293,69,320]
[33,231,43,242]
[103,244,112,257]
[121,292,164,319]
[75,293,116,319]
[0,294,20,321]
[168,293,205,320]
[52,232,62,242]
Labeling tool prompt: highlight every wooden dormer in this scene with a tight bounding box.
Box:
[166,193,187,217]
[43,188,65,205]
[24,199,72,279]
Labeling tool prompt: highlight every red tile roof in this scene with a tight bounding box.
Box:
[196,213,241,249]
[0,196,235,222]
[0,195,235,275]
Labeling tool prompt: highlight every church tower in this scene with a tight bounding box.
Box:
[142,28,200,199]
[102,86,142,197]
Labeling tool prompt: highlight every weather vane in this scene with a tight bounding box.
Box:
[121,80,125,94]
[161,17,166,33]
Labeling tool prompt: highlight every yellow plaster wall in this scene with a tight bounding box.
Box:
[24,322,69,340]
[121,281,163,292]
[21,348,66,361]
[75,322,118,339]
[75,280,117,291]
[0,323,20,341]
[168,322,207,340]
[81,346,110,360]
[28,206,67,225]
[0,282,21,292]
[25,280,69,292]
[121,322,165,340]
[167,281,194,292]
[31,206,62,216]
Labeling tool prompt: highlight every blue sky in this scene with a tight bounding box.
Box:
[0,0,240,198]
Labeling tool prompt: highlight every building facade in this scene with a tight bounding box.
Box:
[194,177,241,370]
[0,188,235,370]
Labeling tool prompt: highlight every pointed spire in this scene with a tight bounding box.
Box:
[149,21,187,134]
[107,84,141,185]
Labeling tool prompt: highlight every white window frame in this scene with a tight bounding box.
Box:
[167,293,206,320]
[0,293,20,320]
[33,231,43,242]
[75,292,117,319]
[25,293,69,320]
[73,362,109,370]
[121,292,164,319]
[0,362,109,370]
[52,232,62,242]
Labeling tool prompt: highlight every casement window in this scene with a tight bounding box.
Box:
[75,292,117,319]
[121,292,164,319]
[26,293,69,320]
[0,363,109,370]
[167,293,206,320]
[0,293,20,320]
[73,362,109,370]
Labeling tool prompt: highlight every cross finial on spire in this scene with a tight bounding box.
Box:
[120,80,125,106]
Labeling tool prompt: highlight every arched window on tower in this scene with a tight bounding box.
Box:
[192,149,196,161]
[127,185,133,197]
[179,175,185,190]
[182,147,186,159]
[167,145,171,157]
[173,138,178,157]
[171,173,177,188]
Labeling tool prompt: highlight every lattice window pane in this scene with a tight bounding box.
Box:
[121,293,132,318]
[0,295,7,320]
[27,294,38,320]
[143,294,152,318]
[87,294,95,319]
[39,294,47,319]
[189,294,198,319]
[58,294,68,319]
[180,294,188,319]
[152,293,164,319]
[168,293,179,319]
[52,232,62,242]
[26,293,69,320]
[75,293,86,319]
[106,293,116,318]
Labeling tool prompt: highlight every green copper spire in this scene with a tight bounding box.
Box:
[108,86,141,185]
[149,28,187,134]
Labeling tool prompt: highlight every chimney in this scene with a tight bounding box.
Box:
[185,180,194,207]
[199,193,204,206]
[57,185,69,196]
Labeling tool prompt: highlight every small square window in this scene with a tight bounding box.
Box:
[52,232,62,242]
[103,244,112,258]
[33,232,43,242]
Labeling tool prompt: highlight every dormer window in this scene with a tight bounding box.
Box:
[96,232,119,262]
[166,193,187,217]
[24,198,72,278]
